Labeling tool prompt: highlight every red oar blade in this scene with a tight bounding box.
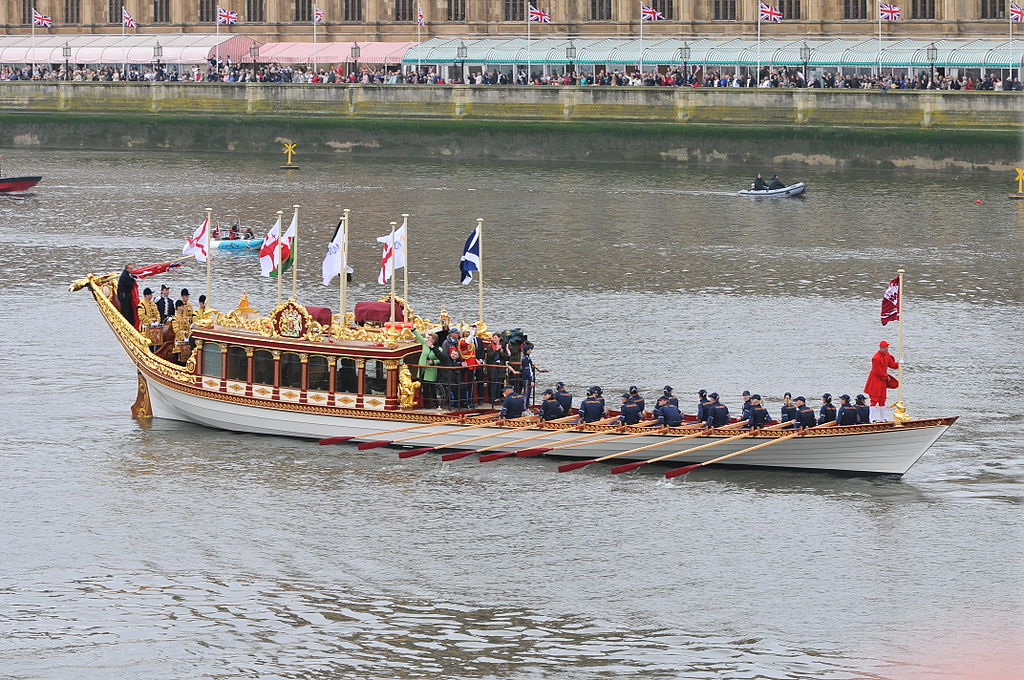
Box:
[319,435,354,445]
[440,450,477,462]
[557,459,596,473]
[478,451,515,463]
[516,447,552,458]
[399,447,433,459]
[357,440,392,451]
[611,461,646,475]
[664,464,701,479]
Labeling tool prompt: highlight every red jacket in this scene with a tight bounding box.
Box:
[864,350,899,399]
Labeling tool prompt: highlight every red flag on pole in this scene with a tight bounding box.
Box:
[880,275,900,325]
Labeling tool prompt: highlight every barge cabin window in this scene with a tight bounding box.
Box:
[226,346,247,381]
[336,358,357,393]
[366,360,386,395]
[280,352,302,389]
[308,355,330,391]
[202,342,223,378]
[253,349,274,385]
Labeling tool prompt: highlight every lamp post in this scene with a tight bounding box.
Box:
[350,42,360,81]
[456,40,468,84]
[926,42,937,88]
[799,40,810,87]
[249,42,259,70]
[677,41,690,83]
[62,42,70,81]
[153,41,163,69]
[565,39,576,78]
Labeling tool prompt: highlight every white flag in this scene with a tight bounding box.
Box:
[376,224,406,284]
[321,219,353,286]
[182,215,209,263]
[259,215,282,277]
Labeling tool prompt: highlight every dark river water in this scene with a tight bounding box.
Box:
[1,150,1022,680]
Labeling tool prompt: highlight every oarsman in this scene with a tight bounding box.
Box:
[704,392,730,428]
[156,284,175,322]
[577,389,606,423]
[136,288,159,327]
[746,394,770,428]
[818,393,837,425]
[696,389,711,421]
[662,386,679,408]
[836,394,858,425]
[591,386,606,413]
[864,340,900,422]
[854,394,871,424]
[654,396,683,427]
[499,385,526,420]
[794,396,817,429]
[627,386,645,413]
[554,382,573,414]
[540,389,564,421]
[740,390,753,420]
[618,393,643,425]
[780,392,798,426]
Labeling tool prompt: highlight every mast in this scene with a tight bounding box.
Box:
[291,204,299,300]
[340,208,349,326]
[275,209,284,306]
[897,267,905,405]
[204,207,213,303]
[476,217,484,324]
[401,213,409,312]
[388,221,397,322]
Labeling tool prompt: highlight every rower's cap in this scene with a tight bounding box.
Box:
[742,390,751,396]
[772,173,779,178]
[795,396,806,402]
[856,394,867,402]
[502,385,514,391]
[709,392,719,399]
[698,389,707,397]
[840,394,851,401]
[180,288,190,296]
[143,287,153,295]
[752,394,761,400]
[629,385,638,393]
[556,381,565,389]
[542,389,554,396]
[879,340,890,348]
[822,393,832,399]
[663,385,673,392]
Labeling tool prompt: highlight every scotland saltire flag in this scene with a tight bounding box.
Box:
[32,8,53,27]
[878,2,902,19]
[641,4,664,20]
[759,2,783,21]
[460,226,481,284]
[217,6,239,24]
[1011,2,1024,22]
[122,7,138,27]
[528,5,552,22]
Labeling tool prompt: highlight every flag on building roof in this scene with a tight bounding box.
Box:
[122,6,138,27]
[759,2,783,21]
[182,215,210,263]
[217,6,239,24]
[32,8,53,27]
[1010,2,1024,22]
[879,2,902,19]
[459,225,481,285]
[313,5,325,22]
[528,5,552,22]
[641,3,665,20]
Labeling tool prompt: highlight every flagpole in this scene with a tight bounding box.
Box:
[897,267,905,405]
[878,3,882,64]
[275,210,284,306]
[757,9,762,79]
[312,13,317,74]
[205,208,213,302]
[340,208,349,326]
[639,2,644,77]
[388,221,397,322]
[527,10,532,82]
[401,213,409,309]
[122,6,126,76]
[291,204,300,300]
[476,218,484,324]
[216,14,220,72]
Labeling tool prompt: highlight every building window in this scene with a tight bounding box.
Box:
[343,0,363,21]
[395,0,413,20]
[295,0,312,21]
[910,0,934,17]
[21,0,33,24]
[777,0,800,18]
[64,0,81,23]
[589,0,610,19]
[504,0,525,20]
[107,0,118,22]
[713,0,736,20]
[202,343,223,378]
[199,0,216,22]
[253,350,274,385]
[447,0,466,21]
[153,0,170,22]
[246,0,265,21]
[844,0,868,18]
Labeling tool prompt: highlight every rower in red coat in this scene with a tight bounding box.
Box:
[864,340,899,422]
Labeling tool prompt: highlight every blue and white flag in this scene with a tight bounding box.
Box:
[459,225,480,284]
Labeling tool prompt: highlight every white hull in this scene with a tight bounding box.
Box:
[146,376,949,475]
[739,182,806,197]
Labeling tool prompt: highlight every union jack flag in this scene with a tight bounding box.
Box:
[313,5,324,22]
[758,2,783,21]
[417,5,425,24]
[878,2,902,19]
[122,7,137,27]
[641,3,665,20]
[1011,2,1024,22]
[528,4,551,22]
[32,8,53,27]
[217,6,239,24]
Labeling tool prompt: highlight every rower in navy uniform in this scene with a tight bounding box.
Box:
[746,394,770,428]
[591,386,606,413]
[618,393,643,425]
[554,381,573,415]
[818,393,837,425]
[854,394,871,424]
[740,390,753,420]
[704,392,730,428]
[793,396,817,429]
[780,392,799,427]
[836,394,858,425]
[662,386,679,408]
[654,396,683,427]
[539,389,565,421]
[627,386,645,414]
[577,388,605,423]
[499,385,526,420]
[696,389,711,421]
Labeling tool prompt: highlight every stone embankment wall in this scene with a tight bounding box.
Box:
[1,83,1021,170]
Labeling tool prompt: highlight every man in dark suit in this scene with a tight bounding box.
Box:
[156,284,176,322]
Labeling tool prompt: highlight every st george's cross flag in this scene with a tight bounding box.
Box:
[122,6,138,27]
[376,224,407,284]
[217,6,239,24]
[759,2,783,21]
[321,219,354,286]
[259,215,282,276]
[879,2,902,20]
[641,3,665,20]
[1010,2,1024,22]
[880,275,901,326]
[182,215,210,263]
[32,8,53,27]
[528,5,552,22]
[313,5,325,22]
[460,225,481,284]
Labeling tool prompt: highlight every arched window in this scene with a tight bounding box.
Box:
[336,358,357,393]
[308,356,330,391]
[227,346,248,381]
[280,353,303,389]
[202,342,223,378]
[253,349,275,385]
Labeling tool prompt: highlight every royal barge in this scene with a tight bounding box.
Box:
[71,270,956,477]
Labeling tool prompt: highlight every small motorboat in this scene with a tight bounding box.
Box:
[738,182,806,198]
[0,175,42,193]
[211,237,263,250]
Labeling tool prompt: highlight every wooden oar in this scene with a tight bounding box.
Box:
[663,420,836,478]
[516,419,660,457]
[474,416,620,462]
[556,420,749,473]
[442,415,585,462]
[399,417,540,459]
[610,420,794,474]
[320,416,469,445]
[357,414,499,450]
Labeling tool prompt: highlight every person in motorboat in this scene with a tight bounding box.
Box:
[228,222,239,240]
[211,223,221,240]
[768,174,786,189]
[752,173,769,191]
[243,226,255,240]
